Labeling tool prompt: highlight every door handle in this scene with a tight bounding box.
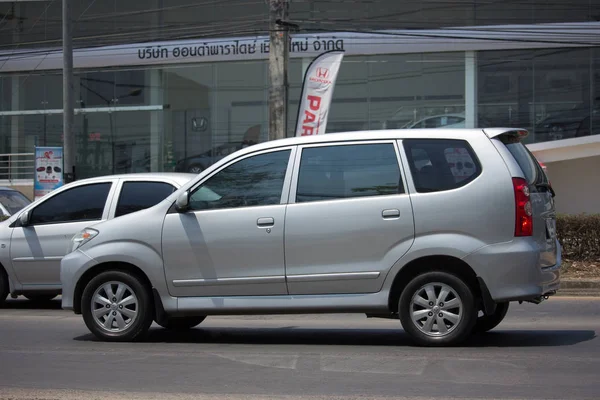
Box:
[382,209,400,219]
[257,217,275,228]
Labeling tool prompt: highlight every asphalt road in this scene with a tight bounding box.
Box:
[0,297,599,400]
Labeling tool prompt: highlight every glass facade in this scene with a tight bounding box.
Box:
[1,47,599,178]
[478,48,599,144]
[1,0,600,179]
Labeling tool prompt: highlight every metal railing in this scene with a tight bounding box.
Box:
[0,153,35,183]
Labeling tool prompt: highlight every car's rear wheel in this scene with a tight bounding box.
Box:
[474,302,509,333]
[0,268,8,307]
[24,294,57,302]
[156,316,206,330]
[399,271,477,346]
[81,271,153,342]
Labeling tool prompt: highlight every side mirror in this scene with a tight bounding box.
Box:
[19,210,31,227]
[175,191,190,212]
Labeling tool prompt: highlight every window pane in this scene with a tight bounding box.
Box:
[30,183,111,225]
[296,144,402,203]
[189,150,290,210]
[0,191,31,215]
[115,181,175,217]
[403,139,481,193]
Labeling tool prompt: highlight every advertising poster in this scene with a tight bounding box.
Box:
[34,146,64,200]
[295,50,344,136]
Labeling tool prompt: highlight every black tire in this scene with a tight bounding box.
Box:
[474,302,509,333]
[156,316,206,330]
[0,268,8,308]
[24,294,57,302]
[81,270,153,342]
[399,271,477,347]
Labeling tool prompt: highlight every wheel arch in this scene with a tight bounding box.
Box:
[73,261,153,314]
[387,255,481,313]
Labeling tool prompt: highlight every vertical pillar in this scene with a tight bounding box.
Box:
[465,51,478,129]
[148,69,163,172]
[63,0,75,182]
[10,77,21,154]
[268,0,289,141]
[10,3,22,161]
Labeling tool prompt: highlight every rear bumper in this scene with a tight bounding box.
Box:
[464,238,561,303]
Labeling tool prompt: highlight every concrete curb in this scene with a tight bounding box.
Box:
[556,279,600,297]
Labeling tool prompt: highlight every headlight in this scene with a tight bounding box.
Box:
[69,228,99,253]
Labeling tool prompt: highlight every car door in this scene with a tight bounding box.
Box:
[284,141,415,295]
[162,147,296,297]
[9,181,115,286]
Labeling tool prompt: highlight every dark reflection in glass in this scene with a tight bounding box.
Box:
[296,144,402,203]
[115,181,175,217]
[404,139,481,193]
[190,150,290,211]
[478,48,597,144]
[30,183,112,225]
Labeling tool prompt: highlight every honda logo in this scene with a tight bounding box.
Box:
[316,67,330,79]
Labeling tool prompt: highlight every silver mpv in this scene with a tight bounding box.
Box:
[61,128,561,346]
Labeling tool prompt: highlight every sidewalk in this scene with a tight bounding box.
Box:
[558,278,600,297]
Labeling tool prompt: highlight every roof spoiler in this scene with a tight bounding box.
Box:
[483,128,529,140]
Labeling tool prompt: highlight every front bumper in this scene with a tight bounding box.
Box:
[463,238,561,303]
[60,249,98,312]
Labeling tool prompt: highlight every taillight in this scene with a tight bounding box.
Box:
[513,177,533,237]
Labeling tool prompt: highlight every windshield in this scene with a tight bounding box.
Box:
[0,190,31,215]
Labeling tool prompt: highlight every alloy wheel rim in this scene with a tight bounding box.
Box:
[91,281,138,333]
[409,282,463,337]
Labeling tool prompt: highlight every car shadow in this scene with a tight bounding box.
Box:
[2,298,62,310]
[74,326,596,348]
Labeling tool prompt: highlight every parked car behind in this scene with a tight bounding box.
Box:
[61,128,560,346]
[0,187,31,218]
[0,173,194,305]
[534,106,599,142]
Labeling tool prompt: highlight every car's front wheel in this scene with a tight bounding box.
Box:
[474,302,509,333]
[399,271,477,346]
[156,316,206,330]
[81,271,153,342]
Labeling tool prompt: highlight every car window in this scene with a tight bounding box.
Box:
[189,150,291,211]
[296,143,403,203]
[425,117,442,128]
[0,191,30,215]
[404,139,481,193]
[115,181,176,217]
[500,135,548,186]
[445,116,465,125]
[29,183,112,225]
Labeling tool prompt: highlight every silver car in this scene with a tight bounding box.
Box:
[60,129,561,346]
[0,173,194,304]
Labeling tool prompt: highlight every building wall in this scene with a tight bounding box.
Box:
[546,155,600,215]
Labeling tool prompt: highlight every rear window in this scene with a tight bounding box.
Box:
[403,139,481,193]
[500,136,547,185]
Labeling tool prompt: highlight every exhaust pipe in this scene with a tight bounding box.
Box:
[520,290,557,305]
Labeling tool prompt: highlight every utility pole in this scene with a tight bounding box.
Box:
[62,0,75,182]
[268,0,289,141]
